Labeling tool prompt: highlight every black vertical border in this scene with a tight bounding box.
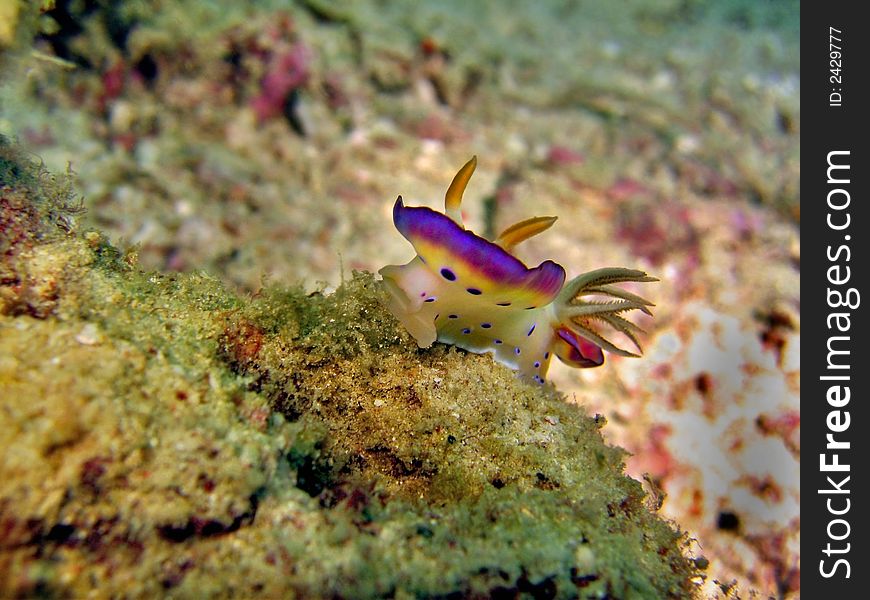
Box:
[803,2,869,596]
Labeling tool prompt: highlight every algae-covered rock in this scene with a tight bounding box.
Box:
[0,137,697,597]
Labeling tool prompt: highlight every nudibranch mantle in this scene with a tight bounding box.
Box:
[379,156,657,383]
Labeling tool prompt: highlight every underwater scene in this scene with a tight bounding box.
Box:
[0,1,799,598]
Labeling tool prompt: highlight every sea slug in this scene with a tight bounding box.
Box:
[380,157,656,382]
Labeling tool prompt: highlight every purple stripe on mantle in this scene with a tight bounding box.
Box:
[392,197,565,299]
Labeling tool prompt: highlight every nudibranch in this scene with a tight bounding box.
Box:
[379,156,657,383]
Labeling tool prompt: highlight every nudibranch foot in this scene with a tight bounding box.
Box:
[378,157,657,383]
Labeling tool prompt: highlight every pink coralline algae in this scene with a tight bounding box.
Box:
[546,145,585,167]
[250,43,311,122]
[99,59,127,112]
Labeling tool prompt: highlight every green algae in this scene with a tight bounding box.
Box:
[0,143,698,597]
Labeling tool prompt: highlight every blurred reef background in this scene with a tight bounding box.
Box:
[1,1,799,598]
